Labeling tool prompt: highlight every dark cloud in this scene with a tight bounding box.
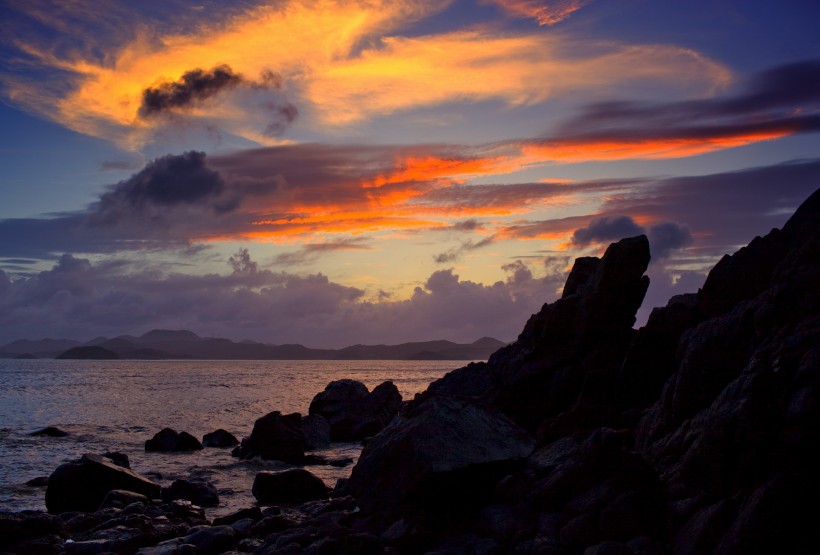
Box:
[547,59,820,146]
[139,65,243,118]
[570,215,644,246]
[647,222,693,259]
[94,151,226,214]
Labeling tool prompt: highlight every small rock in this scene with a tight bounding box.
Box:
[30,426,69,437]
[161,479,219,507]
[145,428,203,452]
[98,489,149,510]
[202,428,239,448]
[252,469,329,504]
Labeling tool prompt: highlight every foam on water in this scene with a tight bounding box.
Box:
[0,359,459,516]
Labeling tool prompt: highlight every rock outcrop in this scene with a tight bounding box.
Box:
[309,379,403,441]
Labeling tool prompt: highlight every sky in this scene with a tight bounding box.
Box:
[1,0,819,347]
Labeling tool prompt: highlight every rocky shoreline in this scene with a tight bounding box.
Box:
[2,187,819,554]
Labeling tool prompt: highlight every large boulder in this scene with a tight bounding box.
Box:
[45,454,161,514]
[309,379,402,441]
[145,428,203,452]
[232,411,304,463]
[345,396,534,524]
[252,469,329,504]
[202,428,239,448]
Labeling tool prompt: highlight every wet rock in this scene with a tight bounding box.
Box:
[301,413,331,450]
[161,479,219,507]
[252,469,329,504]
[212,506,263,526]
[309,379,402,441]
[145,428,204,452]
[233,411,304,463]
[0,510,65,552]
[98,489,149,510]
[45,454,161,514]
[30,426,69,437]
[101,451,131,469]
[202,428,239,448]
[182,525,238,554]
[26,476,50,487]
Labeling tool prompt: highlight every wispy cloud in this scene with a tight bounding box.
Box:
[483,0,593,26]
[1,0,728,147]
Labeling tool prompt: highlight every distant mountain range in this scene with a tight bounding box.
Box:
[0,329,508,361]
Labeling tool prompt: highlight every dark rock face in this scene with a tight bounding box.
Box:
[309,379,403,441]
[233,411,304,463]
[145,428,204,452]
[252,469,329,504]
[346,395,534,524]
[202,428,239,448]
[45,454,161,514]
[301,413,331,450]
[101,451,130,468]
[161,479,219,507]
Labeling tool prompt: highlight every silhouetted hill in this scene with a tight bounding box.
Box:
[56,346,119,360]
[2,333,506,361]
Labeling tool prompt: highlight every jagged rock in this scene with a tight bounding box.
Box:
[202,428,239,448]
[161,479,219,507]
[309,379,402,441]
[233,411,304,463]
[26,476,49,487]
[252,469,329,504]
[45,454,161,514]
[145,428,204,452]
[301,413,331,450]
[346,395,534,526]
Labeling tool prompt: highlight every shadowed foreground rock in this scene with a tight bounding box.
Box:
[45,454,161,514]
[253,469,329,504]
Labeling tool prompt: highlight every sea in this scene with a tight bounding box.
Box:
[0,359,461,517]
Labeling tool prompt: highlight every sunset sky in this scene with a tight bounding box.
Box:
[1,0,819,347]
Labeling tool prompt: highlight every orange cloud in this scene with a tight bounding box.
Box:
[308,32,730,124]
[522,130,792,162]
[3,1,730,148]
[484,0,593,26]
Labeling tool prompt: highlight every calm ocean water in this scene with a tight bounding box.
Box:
[0,359,461,517]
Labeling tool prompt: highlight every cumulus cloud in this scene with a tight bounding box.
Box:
[0,250,570,347]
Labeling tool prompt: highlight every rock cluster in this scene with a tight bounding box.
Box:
[6,187,819,554]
